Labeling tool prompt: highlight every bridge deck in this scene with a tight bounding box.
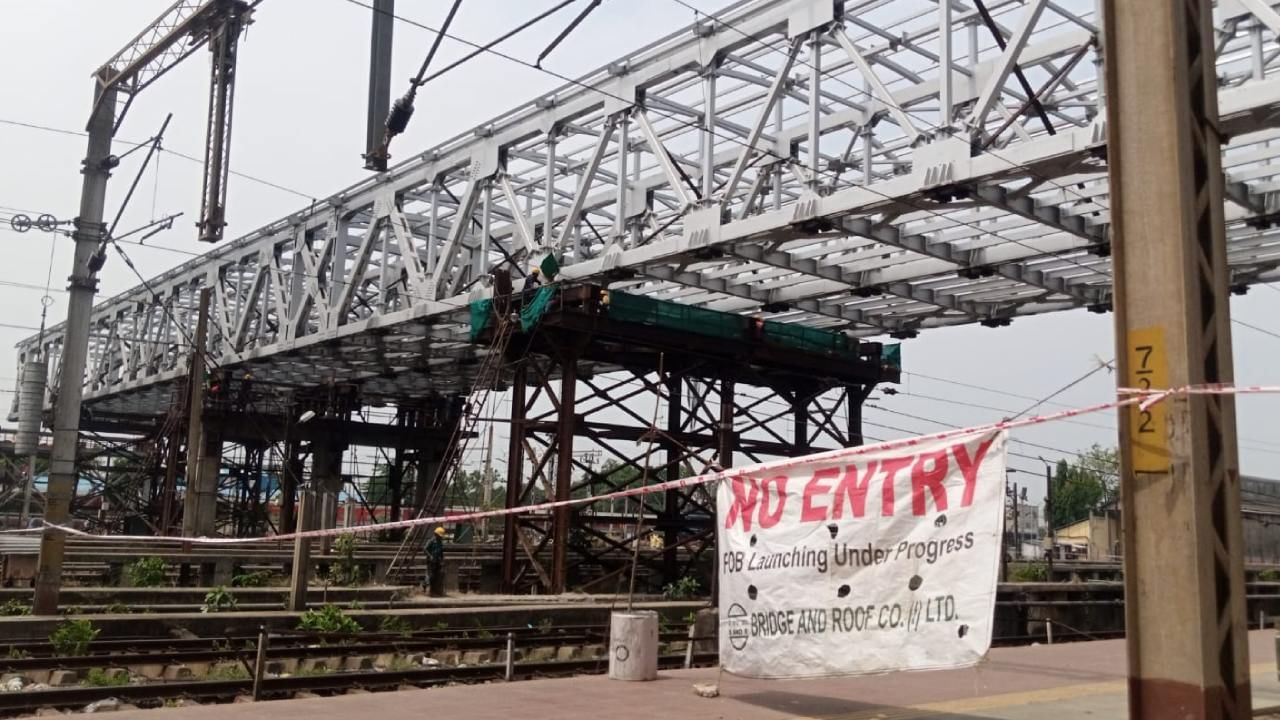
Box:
[101,630,1280,720]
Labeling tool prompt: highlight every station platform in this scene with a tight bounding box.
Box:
[105,630,1280,720]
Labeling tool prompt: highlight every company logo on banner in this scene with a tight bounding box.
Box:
[716,429,1006,679]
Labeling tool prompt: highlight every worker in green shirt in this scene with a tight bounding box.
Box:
[425,526,446,597]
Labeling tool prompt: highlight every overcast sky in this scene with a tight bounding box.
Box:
[0,0,1277,509]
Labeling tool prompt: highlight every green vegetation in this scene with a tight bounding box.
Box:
[662,576,701,600]
[231,570,273,588]
[294,665,334,677]
[125,557,168,587]
[7,646,29,659]
[297,604,361,634]
[328,534,363,586]
[201,587,238,613]
[83,668,128,687]
[536,617,554,634]
[1260,569,1280,582]
[0,599,30,616]
[378,615,411,636]
[1049,446,1119,528]
[50,619,99,656]
[1008,562,1049,582]
[104,602,131,615]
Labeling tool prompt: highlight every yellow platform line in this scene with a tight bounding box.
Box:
[785,662,1273,720]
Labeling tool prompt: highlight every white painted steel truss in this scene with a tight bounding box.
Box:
[17,0,1280,418]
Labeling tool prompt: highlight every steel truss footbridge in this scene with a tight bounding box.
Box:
[16,0,1280,418]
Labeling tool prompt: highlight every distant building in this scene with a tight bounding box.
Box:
[1052,475,1280,563]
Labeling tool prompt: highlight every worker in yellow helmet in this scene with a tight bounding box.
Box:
[425,526,447,597]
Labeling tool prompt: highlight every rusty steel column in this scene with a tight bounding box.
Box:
[717,379,736,470]
[848,384,871,447]
[550,358,577,594]
[1104,0,1250,717]
[501,364,528,593]
[662,371,682,585]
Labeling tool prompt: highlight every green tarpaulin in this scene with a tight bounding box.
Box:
[520,285,556,331]
[539,253,560,281]
[469,285,557,341]
[469,298,493,342]
[881,342,902,370]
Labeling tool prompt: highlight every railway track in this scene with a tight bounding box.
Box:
[0,653,719,716]
[0,628,700,675]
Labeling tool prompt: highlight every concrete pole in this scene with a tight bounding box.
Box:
[482,422,494,539]
[287,489,313,612]
[32,77,117,615]
[19,454,37,528]
[181,288,213,537]
[1104,0,1250,716]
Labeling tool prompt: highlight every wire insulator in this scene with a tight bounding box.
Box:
[386,93,416,137]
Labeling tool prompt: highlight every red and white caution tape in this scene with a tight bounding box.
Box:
[1119,383,1280,410]
[7,382,1275,545]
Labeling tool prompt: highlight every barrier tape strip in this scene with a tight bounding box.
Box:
[3,383,1274,545]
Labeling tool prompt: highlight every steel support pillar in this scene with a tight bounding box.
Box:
[280,440,301,535]
[1104,0,1250,717]
[662,372,682,584]
[501,364,528,593]
[717,379,735,469]
[550,357,578,594]
[32,75,116,614]
[848,384,872,447]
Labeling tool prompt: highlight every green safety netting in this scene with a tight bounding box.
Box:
[605,291,747,340]
[761,319,853,356]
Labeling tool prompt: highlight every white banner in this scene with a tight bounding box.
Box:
[717,429,1007,679]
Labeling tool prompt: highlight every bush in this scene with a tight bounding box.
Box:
[1260,569,1280,582]
[327,534,363,586]
[201,587,237,613]
[231,570,273,588]
[1008,562,1049,582]
[83,668,128,687]
[104,602,131,615]
[0,599,30,616]
[662,576,701,600]
[125,557,168,587]
[50,619,99,656]
[378,615,411,637]
[297,604,361,634]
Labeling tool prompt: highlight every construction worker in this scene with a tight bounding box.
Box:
[522,264,542,293]
[425,526,446,597]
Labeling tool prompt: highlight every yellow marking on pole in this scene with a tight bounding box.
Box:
[1126,326,1171,472]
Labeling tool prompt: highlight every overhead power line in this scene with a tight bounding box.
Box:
[0,118,317,202]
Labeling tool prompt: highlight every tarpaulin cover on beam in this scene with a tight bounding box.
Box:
[717,429,1006,678]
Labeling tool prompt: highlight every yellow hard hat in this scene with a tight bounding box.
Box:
[434,526,446,536]
[530,265,541,274]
